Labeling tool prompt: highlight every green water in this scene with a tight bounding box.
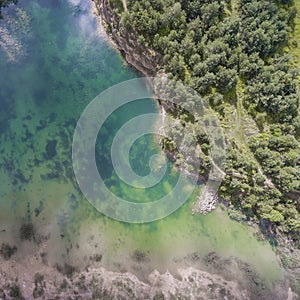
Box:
[0,0,283,287]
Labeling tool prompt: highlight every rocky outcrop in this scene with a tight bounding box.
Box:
[0,254,250,299]
[1,247,295,299]
[0,7,31,63]
[94,0,162,77]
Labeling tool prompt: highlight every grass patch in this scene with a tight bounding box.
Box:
[290,1,300,68]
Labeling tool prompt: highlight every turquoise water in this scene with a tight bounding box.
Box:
[0,0,284,287]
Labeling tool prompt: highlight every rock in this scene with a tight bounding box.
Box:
[20,223,35,241]
[0,243,17,260]
[45,140,57,160]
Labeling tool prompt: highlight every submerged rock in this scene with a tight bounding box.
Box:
[45,139,57,160]
[34,200,44,217]
[0,243,17,260]
[20,223,35,241]
[132,250,149,263]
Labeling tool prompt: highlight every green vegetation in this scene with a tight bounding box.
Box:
[106,0,300,245]
[0,0,17,18]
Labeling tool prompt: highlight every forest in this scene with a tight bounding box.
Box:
[107,0,300,245]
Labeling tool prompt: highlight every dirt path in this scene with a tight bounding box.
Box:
[231,0,275,187]
[291,0,300,69]
[122,0,127,12]
[235,79,274,185]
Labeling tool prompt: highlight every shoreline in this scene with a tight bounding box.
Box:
[91,1,300,297]
[93,0,219,215]
[0,242,290,299]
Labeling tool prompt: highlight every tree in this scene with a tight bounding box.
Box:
[215,67,237,93]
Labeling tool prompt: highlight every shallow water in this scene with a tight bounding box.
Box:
[0,0,283,287]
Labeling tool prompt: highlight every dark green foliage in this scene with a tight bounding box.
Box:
[239,0,287,57]
[249,133,300,194]
[243,55,299,123]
